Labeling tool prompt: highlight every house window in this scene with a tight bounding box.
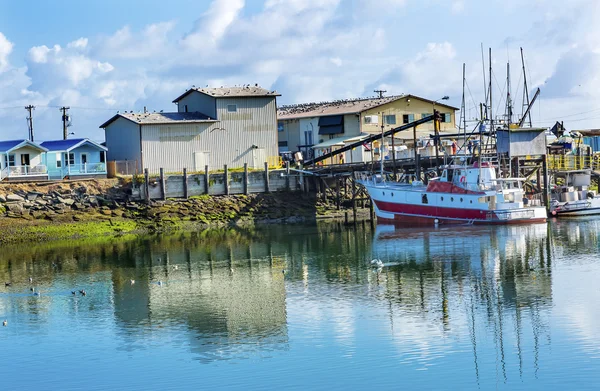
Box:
[65,153,75,166]
[384,115,397,125]
[4,154,15,167]
[278,141,288,147]
[422,113,432,119]
[304,131,313,146]
[100,152,106,163]
[20,154,30,166]
[278,121,284,132]
[227,104,237,112]
[443,113,451,123]
[402,114,415,124]
[364,115,378,124]
[184,105,189,113]
[56,154,62,168]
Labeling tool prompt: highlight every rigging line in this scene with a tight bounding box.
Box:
[493,72,507,117]
[464,79,480,119]
[0,106,25,110]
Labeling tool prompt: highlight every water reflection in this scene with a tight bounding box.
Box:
[0,220,600,389]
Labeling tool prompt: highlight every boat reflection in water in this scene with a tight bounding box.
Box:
[367,222,552,382]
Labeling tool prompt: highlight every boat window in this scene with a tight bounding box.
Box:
[382,192,385,196]
[451,197,454,202]
[470,200,473,204]
[391,193,394,197]
[447,170,454,182]
[441,196,444,201]
[460,198,463,202]
[422,194,428,204]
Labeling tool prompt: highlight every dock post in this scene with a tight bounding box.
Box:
[369,198,375,226]
[183,168,188,199]
[336,177,341,210]
[542,155,550,213]
[204,165,209,195]
[224,165,229,195]
[159,168,166,200]
[243,163,249,195]
[144,168,150,202]
[286,164,290,190]
[264,162,270,193]
[352,171,357,223]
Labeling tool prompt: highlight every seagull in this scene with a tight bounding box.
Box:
[30,287,35,292]
[33,292,40,296]
[130,279,135,285]
[29,277,33,283]
[71,291,76,295]
[173,265,179,270]
[2,320,6,327]
[157,281,163,286]
[79,289,86,296]
[4,282,11,287]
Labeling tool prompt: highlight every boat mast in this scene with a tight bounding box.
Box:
[520,47,532,127]
[507,60,512,178]
[461,63,467,149]
[380,113,385,178]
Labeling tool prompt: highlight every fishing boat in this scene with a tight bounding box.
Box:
[359,161,547,225]
[550,170,600,217]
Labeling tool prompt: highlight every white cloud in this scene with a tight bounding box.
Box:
[99,22,175,59]
[451,0,465,14]
[0,32,13,72]
[181,0,245,49]
[67,37,88,50]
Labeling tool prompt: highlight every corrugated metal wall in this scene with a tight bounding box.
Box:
[141,97,278,173]
[584,136,600,152]
[105,117,142,165]
[177,92,217,118]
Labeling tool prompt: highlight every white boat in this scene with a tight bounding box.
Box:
[359,161,548,225]
[550,170,600,217]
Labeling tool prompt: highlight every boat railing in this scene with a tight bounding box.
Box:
[487,208,536,221]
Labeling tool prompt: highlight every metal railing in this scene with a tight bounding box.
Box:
[547,155,600,171]
[267,156,283,169]
[66,163,107,175]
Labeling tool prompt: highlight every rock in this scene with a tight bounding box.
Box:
[111,210,124,217]
[5,202,24,213]
[31,211,44,219]
[72,203,85,210]
[100,209,112,216]
[35,199,48,206]
[6,194,24,202]
[57,196,75,206]
[26,192,43,201]
[0,195,5,203]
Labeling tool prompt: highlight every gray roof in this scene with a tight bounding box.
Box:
[173,85,280,103]
[99,112,217,128]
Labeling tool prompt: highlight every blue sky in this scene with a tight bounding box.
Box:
[0,0,599,142]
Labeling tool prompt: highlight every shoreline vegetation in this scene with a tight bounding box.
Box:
[0,178,370,245]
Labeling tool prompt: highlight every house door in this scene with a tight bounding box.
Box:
[193,152,210,171]
[253,148,266,169]
[81,153,88,165]
[21,154,30,166]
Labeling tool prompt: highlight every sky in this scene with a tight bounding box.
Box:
[1,0,600,142]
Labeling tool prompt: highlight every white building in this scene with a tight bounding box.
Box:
[100,86,280,173]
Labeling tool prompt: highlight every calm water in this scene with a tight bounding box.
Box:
[1,219,600,390]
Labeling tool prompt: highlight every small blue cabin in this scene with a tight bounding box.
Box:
[40,138,108,179]
[0,139,49,181]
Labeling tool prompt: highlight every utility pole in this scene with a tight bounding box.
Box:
[374,89,387,99]
[25,105,35,142]
[60,106,70,140]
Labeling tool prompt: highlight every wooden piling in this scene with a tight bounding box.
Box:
[352,171,357,223]
[204,165,209,194]
[144,168,150,202]
[243,163,249,195]
[336,178,341,210]
[159,168,166,200]
[183,168,188,199]
[224,164,229,195]
[286,164,290,190]
[264,162,270,193]
[542,155,550,212]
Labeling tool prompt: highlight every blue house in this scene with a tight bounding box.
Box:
[40,138,108,179]
[0,140,49,181]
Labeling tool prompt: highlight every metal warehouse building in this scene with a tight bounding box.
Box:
[100,86,280,173]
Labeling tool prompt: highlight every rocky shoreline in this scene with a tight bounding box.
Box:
[0,180,370,244]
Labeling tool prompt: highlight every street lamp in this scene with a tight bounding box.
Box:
[433,96,449,174]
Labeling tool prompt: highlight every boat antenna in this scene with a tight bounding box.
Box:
[380,112,385,178]
[461,63,467,150]
[520,47,533,127]
[481,43,487,111]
